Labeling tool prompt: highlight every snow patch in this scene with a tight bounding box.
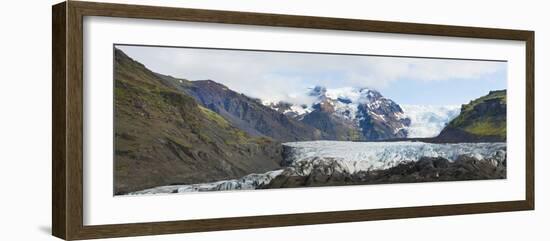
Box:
[289,104,312,116]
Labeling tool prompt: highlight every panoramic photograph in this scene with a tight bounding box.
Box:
[113,45,507,195]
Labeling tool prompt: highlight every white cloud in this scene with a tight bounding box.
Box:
[117,45,505,106]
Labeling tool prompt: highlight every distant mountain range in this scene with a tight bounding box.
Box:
[114,48,507,194]
[157,75,412,142]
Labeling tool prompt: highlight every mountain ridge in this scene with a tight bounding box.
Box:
[114,49,283,194]
[179,79,325,142]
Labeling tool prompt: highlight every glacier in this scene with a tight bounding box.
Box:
[129,170,284,195]
[401,105,461,138]
[128,141,506,195]
[282,141,506,174]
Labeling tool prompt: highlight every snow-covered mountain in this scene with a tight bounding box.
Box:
[265,86,411,140]
[264,86,463,139]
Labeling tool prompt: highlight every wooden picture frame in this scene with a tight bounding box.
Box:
[52,1,534,240]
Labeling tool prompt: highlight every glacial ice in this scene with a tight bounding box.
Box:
[129,170,284,195]
[128,141,506,195]
[401,105,461,138]
[283,141,506,174]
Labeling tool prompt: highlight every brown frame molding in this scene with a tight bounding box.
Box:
[52,1,535,240]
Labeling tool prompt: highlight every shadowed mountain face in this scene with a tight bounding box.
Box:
[436,90,506,142]
[114,49,282,194]
[355,90,411,140]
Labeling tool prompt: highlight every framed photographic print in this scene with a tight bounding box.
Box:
[52,1,534,240]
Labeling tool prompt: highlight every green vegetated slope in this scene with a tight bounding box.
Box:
[114,49,281,194]
[437,90,506,142]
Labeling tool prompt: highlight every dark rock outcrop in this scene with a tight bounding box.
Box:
[301,108,358,141]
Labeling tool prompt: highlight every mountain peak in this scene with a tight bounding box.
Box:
[193,79,229,88]
[317,86,382,105]
[308,85,327,97]
[264,85,410,140]
[358,88,383,101]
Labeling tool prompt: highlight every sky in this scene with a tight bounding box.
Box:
[116,45,507,106]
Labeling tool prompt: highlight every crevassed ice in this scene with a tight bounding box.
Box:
[283,141,506,173]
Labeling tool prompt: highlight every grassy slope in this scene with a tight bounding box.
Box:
[114,49,281,194]
[442,90,506,140]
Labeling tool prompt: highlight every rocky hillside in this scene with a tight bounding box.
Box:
[153,72,324,142]
[114,49,282,194]
[179,80,324,142]
[436,90,506,142]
